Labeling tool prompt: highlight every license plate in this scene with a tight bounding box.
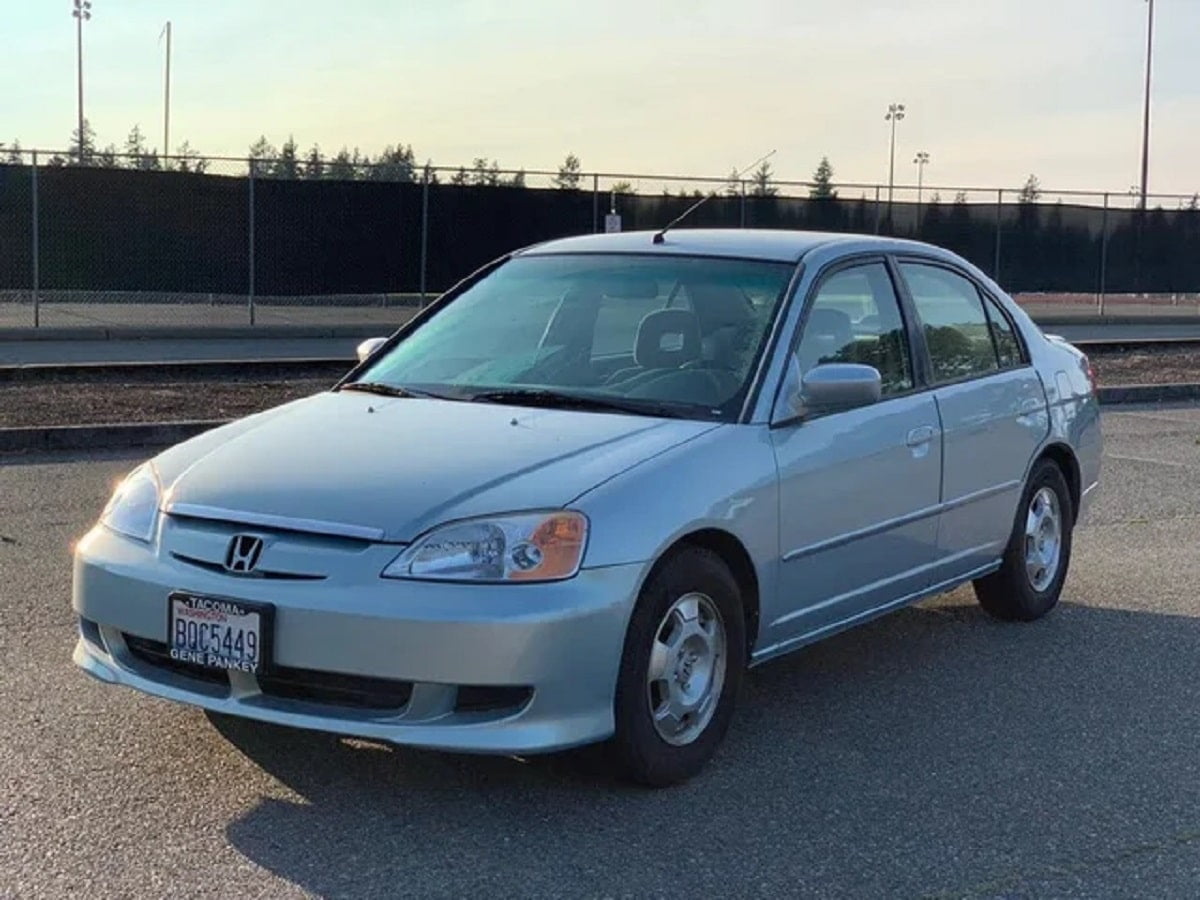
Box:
[168,592,272,674]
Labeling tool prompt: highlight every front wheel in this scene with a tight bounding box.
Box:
[611,547,746,787]
[974,458,1074,622]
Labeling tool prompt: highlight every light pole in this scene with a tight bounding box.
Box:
[160,21,172,164]
[913,151,930,228]
[72,0,92,163]
[1138,0,1155,210]
[885,103,905,207]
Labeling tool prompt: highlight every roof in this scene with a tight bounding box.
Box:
[515,228,909,263]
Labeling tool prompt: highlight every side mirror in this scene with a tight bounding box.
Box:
[774,361,882,423]
[801,363,882,412]
[356,337,388,364]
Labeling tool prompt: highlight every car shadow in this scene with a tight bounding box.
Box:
[215,594,1200,897]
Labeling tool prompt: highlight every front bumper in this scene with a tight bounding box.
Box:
[72,523,645,754]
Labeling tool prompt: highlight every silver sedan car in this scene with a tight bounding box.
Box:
[73,229,1102,785]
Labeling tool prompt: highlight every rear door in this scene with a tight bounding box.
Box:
[895,260,1049,582]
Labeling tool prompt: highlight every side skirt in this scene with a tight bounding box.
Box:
[748,560,1002,667]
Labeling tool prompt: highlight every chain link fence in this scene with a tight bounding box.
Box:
[1,150,1197,331]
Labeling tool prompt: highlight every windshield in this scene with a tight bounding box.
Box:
[354,253,795,421]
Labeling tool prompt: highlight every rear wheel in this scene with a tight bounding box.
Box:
[974,458,1073,622]
[611,547,745,787]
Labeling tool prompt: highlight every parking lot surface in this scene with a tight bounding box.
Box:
[2,406,1199,898]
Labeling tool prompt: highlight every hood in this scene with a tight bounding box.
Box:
[156,391,719,542]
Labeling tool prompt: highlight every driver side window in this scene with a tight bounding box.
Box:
[794,262,913,397]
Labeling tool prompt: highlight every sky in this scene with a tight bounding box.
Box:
[3,0,1198,197]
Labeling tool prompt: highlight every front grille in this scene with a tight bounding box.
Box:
[257,666,413,710]
[454,685,533,714]
[169,552,326,581]
[120,634,412,710]
[124,634,229,686]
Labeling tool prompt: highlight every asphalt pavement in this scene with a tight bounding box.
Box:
[2,406,1200,898]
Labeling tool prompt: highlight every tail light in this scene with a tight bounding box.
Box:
[1081,354,1097,392]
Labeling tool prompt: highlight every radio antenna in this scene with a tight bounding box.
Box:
[652,149,776,245]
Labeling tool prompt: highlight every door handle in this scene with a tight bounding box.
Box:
[906,425,935,447]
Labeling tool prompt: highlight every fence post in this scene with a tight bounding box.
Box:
[740,180,747,228]
[30,150,40,328]
[419,168,429,307]
[247,170,256,326]
[993,189,1003,283]
[1098,192,1109,316]
[592,174,599,234]
[873,185,882,234]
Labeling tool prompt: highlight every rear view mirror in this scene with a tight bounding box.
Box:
[801,363,882,412]
[356,337,388,363]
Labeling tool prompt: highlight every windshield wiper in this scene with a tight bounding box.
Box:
[338,381,443,400]
[466,388,703,419]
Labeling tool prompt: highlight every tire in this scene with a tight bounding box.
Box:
[974,458,1074,622]
[611,546,746,787]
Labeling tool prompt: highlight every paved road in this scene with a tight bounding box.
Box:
[5,323,1200,367]
[3,407,1200,898]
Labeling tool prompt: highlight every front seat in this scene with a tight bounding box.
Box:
[606,308,702,387]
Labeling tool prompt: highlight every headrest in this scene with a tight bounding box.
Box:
[807,307,852,343]
[635,309,701,369]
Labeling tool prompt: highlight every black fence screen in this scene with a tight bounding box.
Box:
[1,163,1197,297]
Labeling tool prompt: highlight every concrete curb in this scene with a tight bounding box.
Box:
[1095,383,1200,404]
[3,385,1198,454]
[0,357,353,383]
[0,420,224,454]
[0,325,395,342]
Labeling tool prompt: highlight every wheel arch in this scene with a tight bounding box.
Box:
[1033,441,1082,522]
[648,528,761,660]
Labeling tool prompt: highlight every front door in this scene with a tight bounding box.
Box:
[764,261,943,657]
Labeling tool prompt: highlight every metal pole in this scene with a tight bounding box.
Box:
[163,21,171,161]
[31,150,40,328]
[873,185,882,234]
[740,179,746,228]
[247,172,256,325]
[888,117,896,206]
[993,189,1003,282]
[1098,192,1109,315]
[76,7,85,162]
[592,173,599,233]
[1139,0,1154,211]
[419,169,429,306]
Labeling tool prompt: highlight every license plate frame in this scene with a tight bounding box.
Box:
[167,591,274,676]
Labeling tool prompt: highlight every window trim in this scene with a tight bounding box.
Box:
[768,254,921,429]
[891,254,1034,391]
[977,287,1029,368]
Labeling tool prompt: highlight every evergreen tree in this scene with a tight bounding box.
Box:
[371,143,416,181]
[724,167,742,197]
[248,135,277,176]
[125,125,160,171]
[175,141,208,174]
[809,156,837,199]
[450,167,470,186]
[471,157,501,186]
[750,161,777,197]
[273,136,300,179]
[71,119,97,165]
[303,144,325,179]
[326,148,354,180]
[554,153,582,189]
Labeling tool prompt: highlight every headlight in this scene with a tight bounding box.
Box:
[382,511,588,583]
[99,464,161,543]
